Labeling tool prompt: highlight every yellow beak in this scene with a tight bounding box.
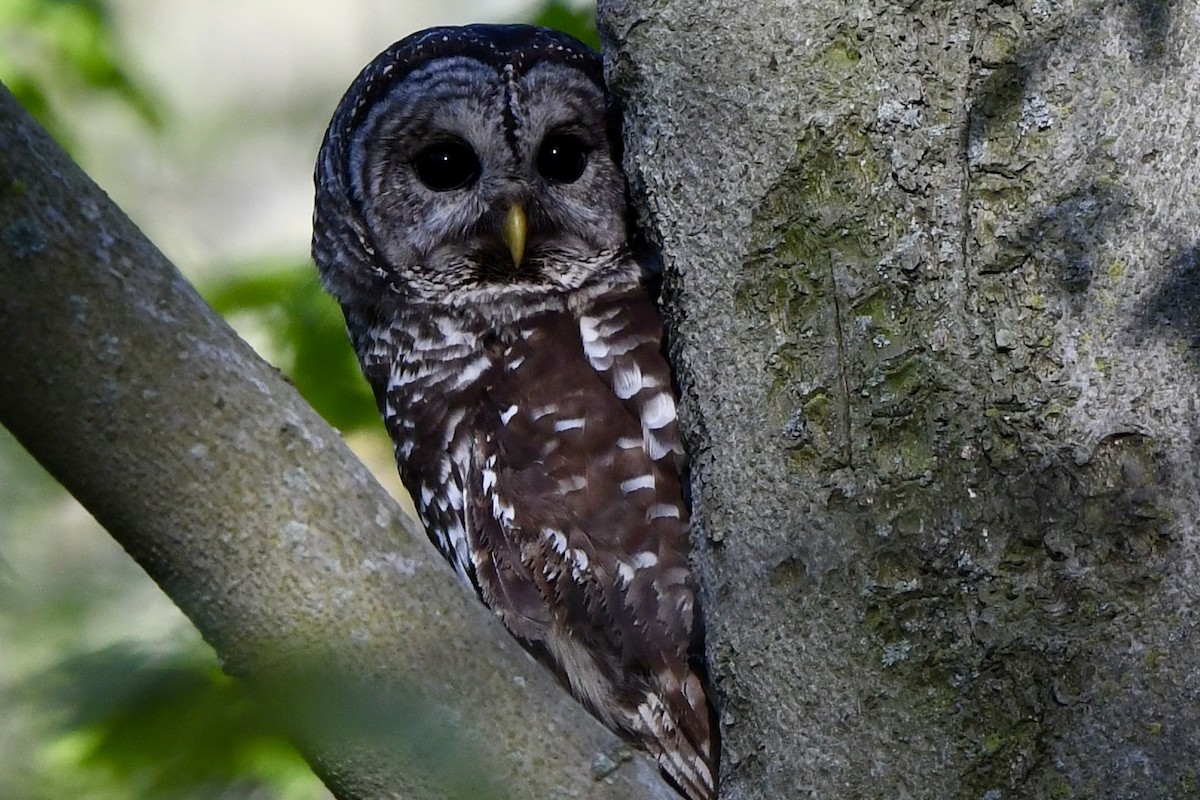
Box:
[501,202,527,269]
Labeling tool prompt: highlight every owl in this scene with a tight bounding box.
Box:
[311,24,717,800]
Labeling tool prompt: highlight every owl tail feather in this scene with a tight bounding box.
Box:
[632,684,718,800]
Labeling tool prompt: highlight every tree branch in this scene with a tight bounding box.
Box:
[0,83,675,800]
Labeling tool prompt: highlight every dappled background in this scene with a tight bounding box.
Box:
[0,1,596,797]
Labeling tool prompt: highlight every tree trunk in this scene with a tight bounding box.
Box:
[0,84,676,800]
[601,0,1200,797]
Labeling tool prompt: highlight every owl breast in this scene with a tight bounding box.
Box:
[359,283,715,799]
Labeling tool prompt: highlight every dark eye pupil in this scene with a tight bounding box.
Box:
[537,134,588,183]
[412,140,480,191]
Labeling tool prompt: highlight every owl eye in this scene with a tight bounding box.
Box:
[412,140,480,191]
[536,134,589,184]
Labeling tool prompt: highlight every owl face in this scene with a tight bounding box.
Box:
[316,26,631,316]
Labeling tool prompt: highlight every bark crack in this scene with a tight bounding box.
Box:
[829,263,854,468]
[959,12,978,300]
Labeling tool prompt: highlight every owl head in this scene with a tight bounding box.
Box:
[313,25,634,322]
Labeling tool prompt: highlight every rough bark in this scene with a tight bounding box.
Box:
[0,84,678,800]
[601,0,1200,797]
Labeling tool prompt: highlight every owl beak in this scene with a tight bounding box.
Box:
[501,202,527,269]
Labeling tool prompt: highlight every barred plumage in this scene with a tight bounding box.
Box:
[312,24,717,799]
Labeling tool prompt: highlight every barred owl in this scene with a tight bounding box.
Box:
[311,24,717,799]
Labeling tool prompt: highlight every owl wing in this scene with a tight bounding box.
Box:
[462,293,717,800]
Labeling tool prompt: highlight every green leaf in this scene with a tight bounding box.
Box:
[528,0,599,50]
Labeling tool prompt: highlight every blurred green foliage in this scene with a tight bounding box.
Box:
[0,1,599,799]
[0,0,160,147]
[531,0,600,49]
[27,647,324,800]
